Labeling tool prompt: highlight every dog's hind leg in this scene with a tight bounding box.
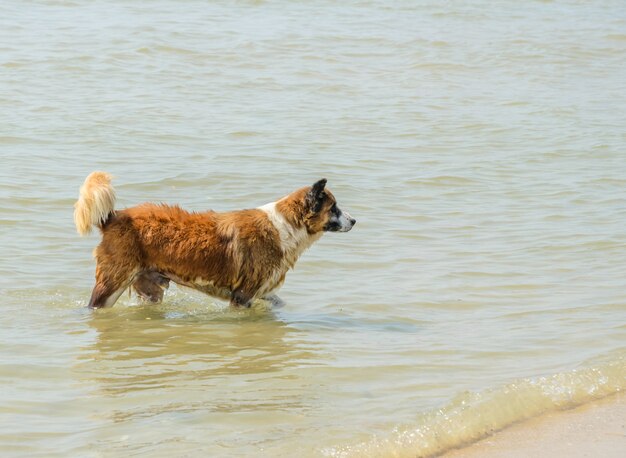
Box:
[132,271,170,303]
[88,283,127,308]
[88,263,139,308]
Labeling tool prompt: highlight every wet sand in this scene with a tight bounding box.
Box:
[443,392,626,458]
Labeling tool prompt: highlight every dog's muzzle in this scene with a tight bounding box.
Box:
[324,209,356,232]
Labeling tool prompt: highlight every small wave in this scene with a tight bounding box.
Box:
[227,130,262,138]
[407,176,479,187]
[325,357,625,457]
[0,136,43,144]
[606,34,626,41]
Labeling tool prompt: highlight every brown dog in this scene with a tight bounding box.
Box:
[74,172,356,308]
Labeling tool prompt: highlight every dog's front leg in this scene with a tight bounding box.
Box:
[133,271,170,303]
[230,289,253,308]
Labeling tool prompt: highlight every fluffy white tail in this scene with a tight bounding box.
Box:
[74,171,116,235]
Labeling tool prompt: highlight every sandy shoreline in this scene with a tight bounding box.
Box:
[442,392,626,458]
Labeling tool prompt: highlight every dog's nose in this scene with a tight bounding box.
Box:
[350,218,356,226]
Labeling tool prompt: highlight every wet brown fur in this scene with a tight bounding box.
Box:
[76,173,340,308]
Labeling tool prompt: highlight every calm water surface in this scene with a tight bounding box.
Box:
[1,1,625,457]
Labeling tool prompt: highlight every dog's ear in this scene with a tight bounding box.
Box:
[306,178,327,212]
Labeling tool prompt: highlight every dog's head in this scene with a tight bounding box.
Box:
[301,178,356,234]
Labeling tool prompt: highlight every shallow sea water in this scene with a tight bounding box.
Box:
[1,1,625,457]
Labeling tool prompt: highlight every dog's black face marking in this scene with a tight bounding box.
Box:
[323,203,356,232]
[323,203,341,231]
[324,220,342,232]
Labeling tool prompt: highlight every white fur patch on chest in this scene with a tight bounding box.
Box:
[258,201,319,268]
